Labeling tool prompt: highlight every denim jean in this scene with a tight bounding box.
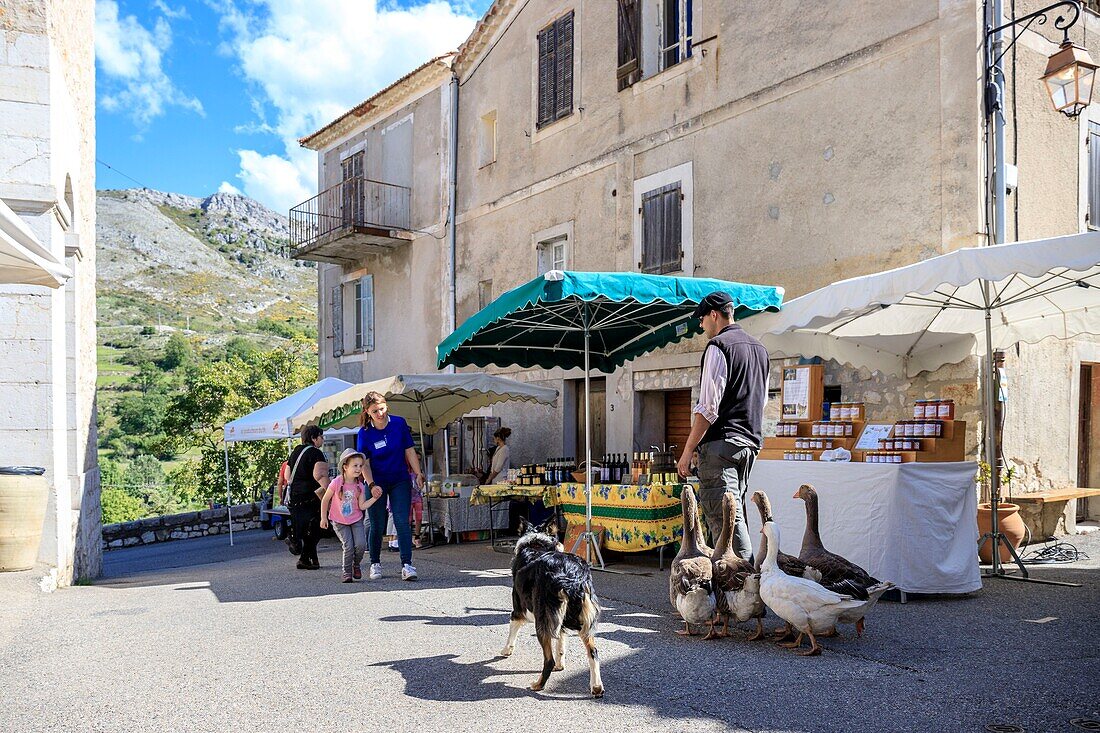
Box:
[368,480,413,565]
[697,440,756,562]
[332,519,366,576]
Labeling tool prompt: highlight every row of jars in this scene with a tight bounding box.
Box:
[913,399,955,420]
[825,402,865,421]
[893,420,944,438]
[865,452,906,463]
[880,438,922,451]
[775,422,801,437]
[783,451,817,461]
[794,438,836,450]
[811,421,856,437]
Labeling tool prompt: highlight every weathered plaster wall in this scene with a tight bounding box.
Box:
[0,0,98,583]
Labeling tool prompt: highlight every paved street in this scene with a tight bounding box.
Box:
[2,529,1099,733]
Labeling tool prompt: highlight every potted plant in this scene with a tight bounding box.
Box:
[976,462,1025,564]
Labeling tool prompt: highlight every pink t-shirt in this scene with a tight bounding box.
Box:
[328,476,365,525]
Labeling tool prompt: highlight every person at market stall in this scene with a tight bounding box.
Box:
[357,391,424,581]
[677,291,769,560]
[484,427,512,484]
[286,425,330,570]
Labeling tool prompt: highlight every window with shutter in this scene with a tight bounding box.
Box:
[331,285,343,358]
[359,275,375,352]
[1090,122,1100,229]
[617,0,641,90]
[640,182,682,274]
[536,12,574,129]
[341,151,364,226]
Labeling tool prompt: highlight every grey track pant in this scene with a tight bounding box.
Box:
[332,519,366,576]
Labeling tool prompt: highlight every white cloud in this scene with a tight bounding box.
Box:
[217,180,243,195]
[215,0,478,210]
[95,0,204,126]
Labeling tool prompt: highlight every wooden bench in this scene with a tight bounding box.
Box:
[1010,488,1100,541]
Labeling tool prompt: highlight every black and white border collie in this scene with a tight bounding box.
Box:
[499,519,604,697]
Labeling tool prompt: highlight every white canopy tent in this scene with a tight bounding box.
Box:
[744,231,1100,377]
[0,198,71,288]
[221,377,355,545]
[743,231,1100,585]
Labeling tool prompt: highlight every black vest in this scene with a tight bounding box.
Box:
[700,324,769,449]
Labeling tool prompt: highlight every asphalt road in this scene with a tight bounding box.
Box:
[1,528,1098,733]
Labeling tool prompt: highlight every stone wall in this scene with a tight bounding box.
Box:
[102,503,263,551]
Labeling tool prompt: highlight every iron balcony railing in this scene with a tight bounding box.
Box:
[288,176,411,253]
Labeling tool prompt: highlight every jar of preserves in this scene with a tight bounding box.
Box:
[937,399,955,420]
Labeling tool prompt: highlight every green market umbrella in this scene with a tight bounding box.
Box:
[437,270,784,566]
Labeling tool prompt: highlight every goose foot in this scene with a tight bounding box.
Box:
[819,627,839,638]
[746,619,766,642]
[674,621,697,636]
[856,618,865,637]
[778,632,804,649]
[772,623,796,642]
[798,632,823,656]
[702,619,724,640]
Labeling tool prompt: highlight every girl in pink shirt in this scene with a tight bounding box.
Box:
[321,449,382,582]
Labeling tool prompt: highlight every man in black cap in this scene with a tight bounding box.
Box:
[677,291,769,560]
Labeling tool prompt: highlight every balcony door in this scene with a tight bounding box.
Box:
[341,151,364,226]
[380,117,413,228]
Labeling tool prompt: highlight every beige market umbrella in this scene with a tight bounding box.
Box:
[0,199,71,288]
[290,372,558,436]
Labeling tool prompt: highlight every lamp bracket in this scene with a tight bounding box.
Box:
[986,0,1082,70]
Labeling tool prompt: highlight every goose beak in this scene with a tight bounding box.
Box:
[792,490,800,499]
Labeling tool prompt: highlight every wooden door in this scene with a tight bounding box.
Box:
[664,389,692,455]
[576,378,606,464]
[1078,364,1100,489]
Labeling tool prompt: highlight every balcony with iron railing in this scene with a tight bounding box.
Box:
[287,176,413,263]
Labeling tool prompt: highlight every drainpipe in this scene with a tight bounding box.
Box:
[446,72,459,354]
[443,71,460,474]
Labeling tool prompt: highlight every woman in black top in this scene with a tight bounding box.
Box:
[286,425,329,569]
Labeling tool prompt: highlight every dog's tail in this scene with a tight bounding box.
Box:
[580,586,601,633]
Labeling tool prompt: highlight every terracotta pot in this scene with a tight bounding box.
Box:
[0,467,49,572]
[976,501,1025,564]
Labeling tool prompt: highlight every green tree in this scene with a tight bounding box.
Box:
[163,342,317,504]
[114,391,168,437]
[100,488,147,524]
[224,336,259,362]
[99,457,125,491]
[161,332,193,370]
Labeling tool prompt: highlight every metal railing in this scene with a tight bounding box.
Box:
[288,176,411,253]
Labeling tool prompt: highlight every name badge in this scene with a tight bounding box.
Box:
[373,439,387,450]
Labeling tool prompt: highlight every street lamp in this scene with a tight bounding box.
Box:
[979,0,1089,587]
[1042,39,1098,117]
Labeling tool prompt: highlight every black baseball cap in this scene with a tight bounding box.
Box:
[691,291,734,319]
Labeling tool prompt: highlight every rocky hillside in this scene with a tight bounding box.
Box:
[96,188,316,339]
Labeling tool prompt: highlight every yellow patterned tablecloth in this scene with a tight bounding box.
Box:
[469,484,559,507]
[556,482,687,552]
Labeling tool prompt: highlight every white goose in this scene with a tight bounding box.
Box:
[758,521,863,656]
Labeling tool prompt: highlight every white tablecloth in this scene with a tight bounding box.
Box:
[424,496,509,539]
[747,460,981,594]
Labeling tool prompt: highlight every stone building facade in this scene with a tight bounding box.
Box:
[300,1,1100,494]
[0,0,99,583]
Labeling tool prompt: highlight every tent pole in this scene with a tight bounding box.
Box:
[569,310,604,568]
[224,443,234,547]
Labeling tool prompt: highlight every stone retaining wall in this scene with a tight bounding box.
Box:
[102,503,264,550]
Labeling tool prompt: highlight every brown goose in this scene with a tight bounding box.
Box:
[794,484,878,599]
[709,492,764,640]
[751,490,823,581]
[669,485,717,637]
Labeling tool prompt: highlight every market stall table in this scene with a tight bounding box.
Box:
[470,484,560,551]
[557,482,689,569]
[424,494,509,542]
[750,460,981,595]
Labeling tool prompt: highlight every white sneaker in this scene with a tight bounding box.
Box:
[401,563,418,581]
[368,563,383,580]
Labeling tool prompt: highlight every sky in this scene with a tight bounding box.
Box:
[95,0,492,213]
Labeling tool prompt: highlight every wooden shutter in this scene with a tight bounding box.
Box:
[640,182,682,274]
[537,24,556,128]
[555,12,574,121]
[1090,122,1100,228]
[359,274,375,352]
[617,0,641,90]
[330,285,343,358]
